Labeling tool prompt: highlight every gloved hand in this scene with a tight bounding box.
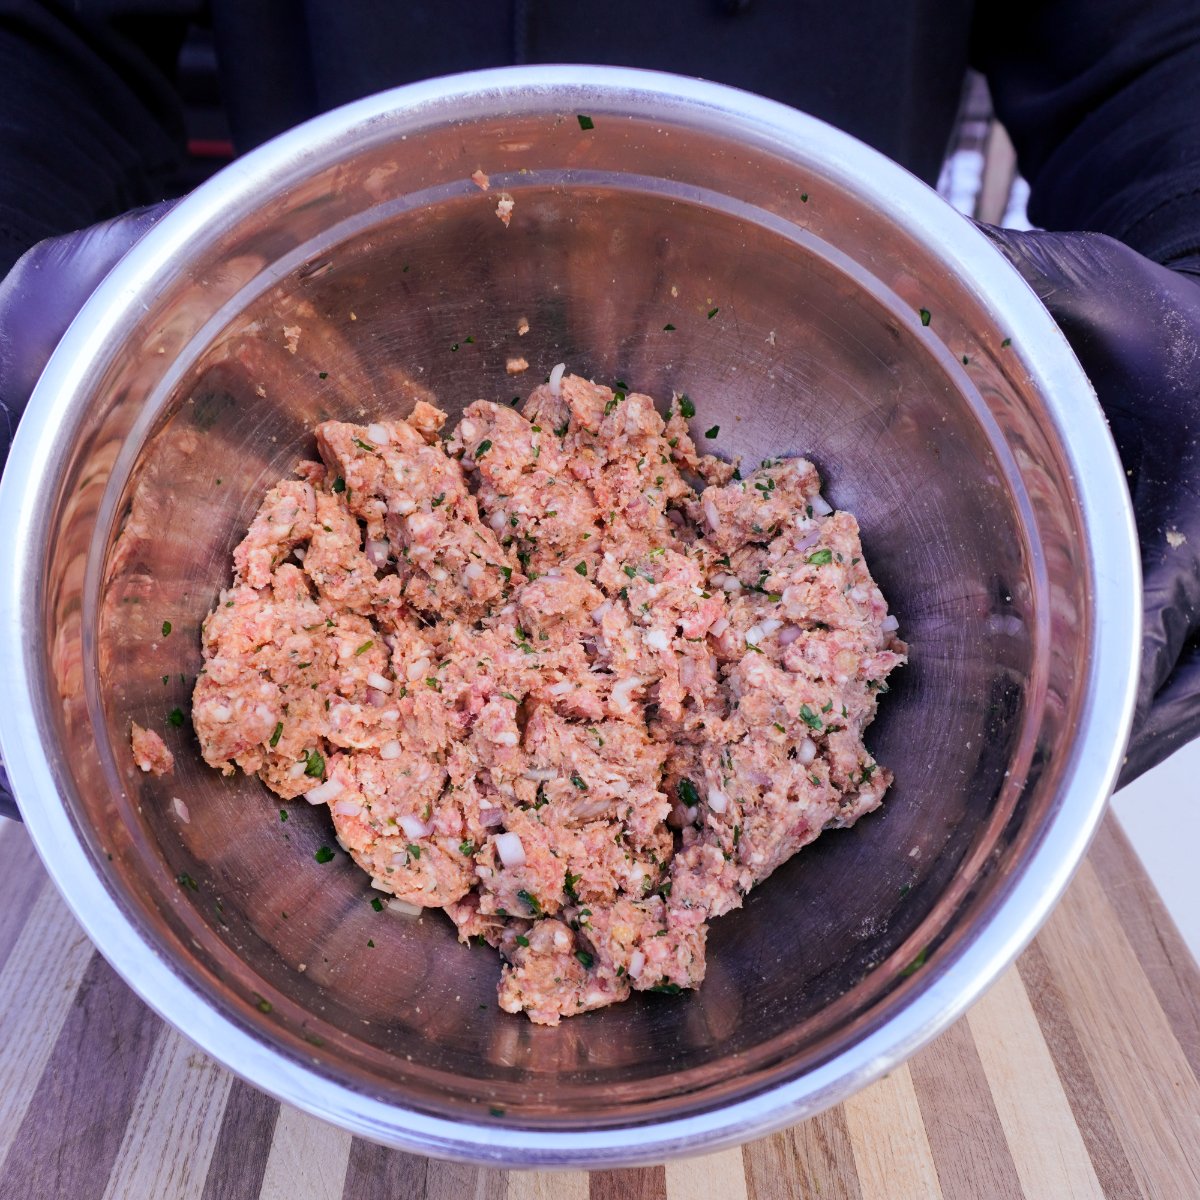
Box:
[982,226,1200,789]
[0,202,172,821]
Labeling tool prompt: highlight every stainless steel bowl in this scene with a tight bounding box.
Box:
[0,66,1139,1165]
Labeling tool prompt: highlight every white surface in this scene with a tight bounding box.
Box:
[1111,741,1200,965]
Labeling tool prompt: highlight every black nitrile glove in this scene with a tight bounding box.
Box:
[0,202,172,820]
[983,227,1200,789]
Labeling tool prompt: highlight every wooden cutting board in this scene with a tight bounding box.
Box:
[1,812,1197,1200]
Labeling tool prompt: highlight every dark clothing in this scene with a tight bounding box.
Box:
[2,0,1200,275]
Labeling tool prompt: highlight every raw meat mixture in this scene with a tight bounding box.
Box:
[192,374,906,1024]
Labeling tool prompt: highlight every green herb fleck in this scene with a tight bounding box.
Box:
[475,438,493,458]
[517,889,543,917]
[352,437,374,452]
[707,306,720,319]
[806,548,833,566]
[1001,337,1012,348]
[256,996,273,1013]
[426,676,442,692]
[269,721,283,748]
[332,476,346,493]
[176,871,198,891]
[677,778,700,807]
[919,308,932,327]
[167,707,185,729]
[516,934,530,947]
[161,620,172,636]
[663,323,676,331]
[577,114,595,130]
[367,939,375,948]
[304,748,326,778]
[678,394,696,419]
[799,704,823,732]
[314,845,334,863]
[407,843,421,860]
[431,492,446,508]
[575,949,594,969]
[704,425,719,439]
[574,561,588,576]
[371,896,384,911]
[570,772,588,791]
[459,839,476,857]
[902,948,928,976]
[279,809,289,822]
[354,639,374,656]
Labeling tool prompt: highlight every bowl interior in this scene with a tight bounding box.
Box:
[33,80,1093,1131]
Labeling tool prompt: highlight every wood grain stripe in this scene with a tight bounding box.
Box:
[967,964,1103,1199]
[198,1077,280,1200]
[1036,856,1200,1199]
[259,1106,353,1200]
[0,953,164,1200]
[0,892,107,1173]
[340,1137,429,1200]
[843,1063,944,1200]
[665,1147,749,1200]
[0,820,50,967]
[100,1028,234,1200]
[789,1102,864,1200]
[424,1159,508,1200]
[508,1167,590,1200]
[590,1166,667,1200]
[1088,815,1200,1082]
[1016,939,1141,1200]
[908,1010,1025,1200]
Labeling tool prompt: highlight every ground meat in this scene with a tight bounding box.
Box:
[131,722,175,776]
[193,375,906,1024]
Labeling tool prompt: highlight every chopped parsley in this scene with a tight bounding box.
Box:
[176,871,198,891]
[371,896,384,911]
[1001,337,1012,348]
[279,809,289,822]
[314,845,334,863]
[269,721,283,747]
[575,949,594,969]
[256,997,273,1013]
[332,476,346,493]
[677,777,700,807]
[407,844,422,860]
[517,889,543,917]
[806,549,833,566]
[799,704,823,732]
[161,620,172,637]
[475,439,493,458]
[573,561,588,576]
[515,934,530,947]
[303,748,326,778]
[459,839,476,856]
[431,493,446,508]
[663,323,676,331]
[707,306,720,319]
[704,425,719,439]
[919,308,932,327]
[167,707,185,728]
[354,639,374,655]
[677,394,696,419]
[902,948,928,976]
[352,437,375,452]
[577,114,595,130]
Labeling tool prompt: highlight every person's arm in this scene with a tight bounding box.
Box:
[0,0,192,276]
[972,0,1200,267]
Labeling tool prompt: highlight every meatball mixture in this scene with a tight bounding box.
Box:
[193,374,906,1024]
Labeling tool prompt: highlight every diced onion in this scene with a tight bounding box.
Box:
[210,704,232,723]
[702,498,721,530]
[628,950,646,980]
[489,509,508,533]
[367,422,389,446]
[745,624,764,646]
[332,799,363,816]
[495,831,526,868]
[881,614,899,632]
[494,730,519,746]
[707,788,729,814]
[463,562,485,582]
[644,629,670,652]
[522,767,557,782]
[406,657,431,682]
[850,587,868,603]
[380,739,402,760]
[388,898,422,916]
[710,616,730,637]
[798,738,818,765]
[367,671,393,693]
[400,814,431,839]
[172,797,190,823]
[365,538,390,568]
[305,777,344,805]
[293,546,307,563]
[779,625,802,646]
[459,419,478,441]
[548,362,566,396]
[480,806,505,827]
[758,618,783,636]
[720,576,741,593]
[810,493,833,516]
[591,601,612,622]
[610,676,645,711]
[548,680,575,696]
